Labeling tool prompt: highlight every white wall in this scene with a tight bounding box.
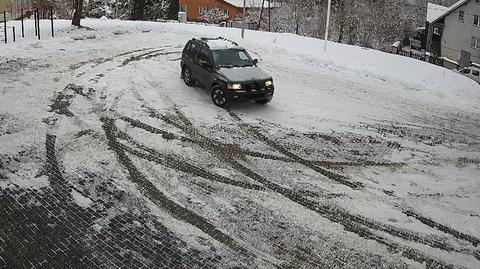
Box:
[442,0,480,63]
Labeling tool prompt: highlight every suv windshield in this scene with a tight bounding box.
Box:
[213,49,254,68]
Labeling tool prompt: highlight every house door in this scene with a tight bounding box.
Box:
[180,4,188,13]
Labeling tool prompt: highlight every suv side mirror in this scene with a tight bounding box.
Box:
[253,59,258,66]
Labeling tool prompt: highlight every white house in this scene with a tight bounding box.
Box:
[426,0,480,64]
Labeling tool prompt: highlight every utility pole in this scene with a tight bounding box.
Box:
[324,0,332,52]
[258,0,265,30]
[241,0,246,38]
[268,0,271,32]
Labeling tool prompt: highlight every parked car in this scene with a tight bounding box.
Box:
[180,37,274,108]
[454,66,480,84]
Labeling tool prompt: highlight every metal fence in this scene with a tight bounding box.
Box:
[397,48,444,67]
[0,7,55,44]
[399,49,426,61]
[0,11,5,44]
[223,21,258,30]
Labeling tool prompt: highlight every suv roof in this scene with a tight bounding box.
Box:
[192,37,244,51]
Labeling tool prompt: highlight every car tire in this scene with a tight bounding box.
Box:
[182,66,194,87]
[256,97,272,105]
[211,85,229,108]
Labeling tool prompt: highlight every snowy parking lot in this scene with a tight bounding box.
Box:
[1,19,480,268]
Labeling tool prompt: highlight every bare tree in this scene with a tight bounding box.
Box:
[129,0,146,20]
[272,0,417,50]
[72,0,84,26]
[200,7,229,24]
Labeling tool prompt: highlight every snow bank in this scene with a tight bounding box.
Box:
[2,18,479,115]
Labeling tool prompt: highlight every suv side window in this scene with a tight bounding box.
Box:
[195,47,212,66]
[473,70,480,77]
[189,42,197,54]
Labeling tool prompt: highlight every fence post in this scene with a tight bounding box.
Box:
[21,8,24,38]
[34,9,37,36]
[50,6,54,38]
[12,26,15,42]
[37,9,40,40]
[3,11,6,44]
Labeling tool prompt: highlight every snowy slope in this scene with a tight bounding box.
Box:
[1,19,480,268]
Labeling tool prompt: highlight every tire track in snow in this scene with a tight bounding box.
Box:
[68,47,158,70]
[122,113,291,163]
[45,134,72,200]
[128,87,294,163]
[115,129,265,191]
[100,117,265,265]
[120,48,183,67]
[313,160,406,168]
[403,210,480,248]
[139,104,466,265]
[228,111,365,190]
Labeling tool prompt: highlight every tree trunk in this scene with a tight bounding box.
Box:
[165,0,179,20]
[338,21,344,43]
[130,0,146,20]
[72,0,83,27]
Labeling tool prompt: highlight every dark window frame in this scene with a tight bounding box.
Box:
[459,10,465,22]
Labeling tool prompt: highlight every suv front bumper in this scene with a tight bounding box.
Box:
[227,87,274,102]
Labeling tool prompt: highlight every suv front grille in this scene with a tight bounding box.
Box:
[245,81,265,91]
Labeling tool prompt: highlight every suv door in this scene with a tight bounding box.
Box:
[182,40,197,69]
[192,46,214,88]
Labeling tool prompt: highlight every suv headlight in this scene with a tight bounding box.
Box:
[227,83,242,90]
[265,80,273,87]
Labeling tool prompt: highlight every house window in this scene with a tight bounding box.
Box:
[459,10,465,22]
[180,4,187,12]
[475,15,480,26]
[199,6,209,15]
[472,36,480,49]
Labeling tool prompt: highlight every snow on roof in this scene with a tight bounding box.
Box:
[201,37,243,50]
[427,3,449,23]
[429,0,470,24]
[222,0,271,8]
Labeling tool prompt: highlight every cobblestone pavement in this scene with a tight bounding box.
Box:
[0,136,246,268]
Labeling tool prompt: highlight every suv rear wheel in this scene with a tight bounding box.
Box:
[211,85,229,108]
[182,66,194,87]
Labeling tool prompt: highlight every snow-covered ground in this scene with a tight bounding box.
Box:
[1,18,480,268]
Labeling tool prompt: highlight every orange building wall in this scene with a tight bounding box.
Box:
[179,0,241,22]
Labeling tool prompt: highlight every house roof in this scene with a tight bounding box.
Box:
[427,3,449,23]
[222,0,272,8]
[429,0,471,24]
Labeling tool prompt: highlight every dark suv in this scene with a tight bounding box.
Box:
[180,37,274,108]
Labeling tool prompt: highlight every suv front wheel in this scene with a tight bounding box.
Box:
[211,85,229,108]
[256,97,272,105]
